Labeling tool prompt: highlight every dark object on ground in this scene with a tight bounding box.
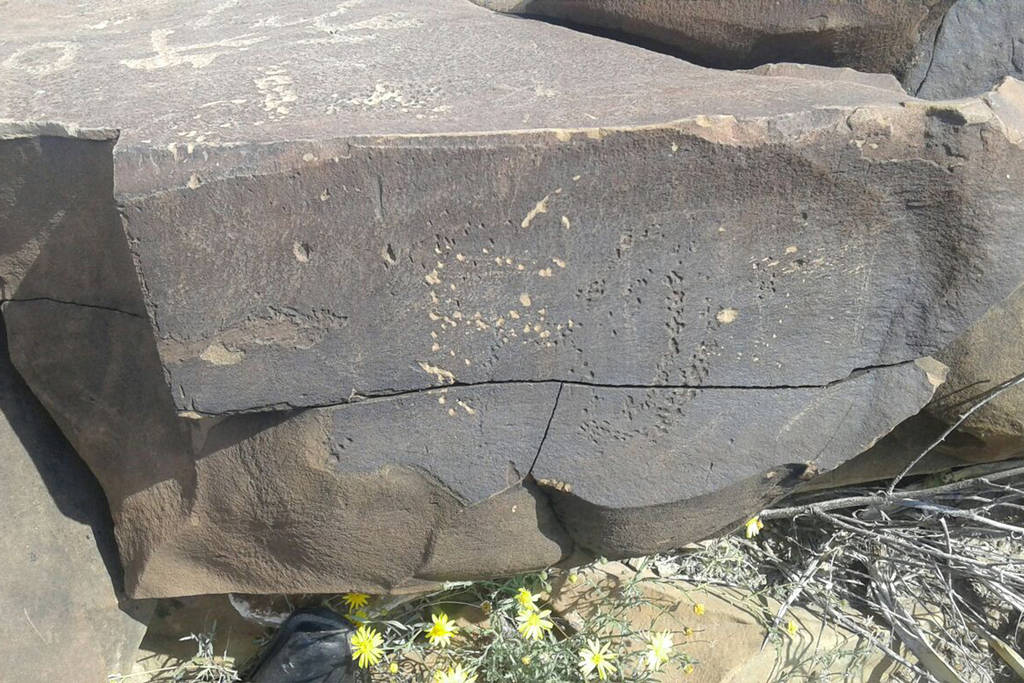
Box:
[250,608,355,683]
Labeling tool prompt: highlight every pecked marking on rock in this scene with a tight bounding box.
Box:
[118,94,1024,416]
[529,359,943,512]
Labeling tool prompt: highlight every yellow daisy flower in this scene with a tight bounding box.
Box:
[693,603,705,616]
[644,631,673,671]
[342,592,371,610]
[350,625,384,669]
[683,626,694,637]
[786,620,799,636]
[568,573,580,584]
[425,611,459,647]
[388,661,399,674]
[579,639,617,680]
[516,608,553,640]
[515,587,538,611]
[745,516,764,538]
[433,663,477,683]
[683,662,695,675]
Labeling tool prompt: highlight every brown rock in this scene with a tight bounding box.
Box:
[472,0,953,80]
[3,2,1024,598]
[0,325,150,681]
[930,284,1024,440]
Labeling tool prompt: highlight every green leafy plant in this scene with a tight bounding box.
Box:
[338,561,694,682]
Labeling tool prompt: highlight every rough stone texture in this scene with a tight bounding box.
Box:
[801,411,1024,493]
[0,324,150,681]
[474,0,1024,101]
[908,0,1024,98]
[472,0,954,80]
[929,285,1024,439]
[3,1,1024,598]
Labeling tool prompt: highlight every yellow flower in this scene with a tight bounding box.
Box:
[578,639,617,680]
[786,620,799,636]
[433,663,477,683]
[517,608,553,640]
[683,662,695,675]
[683,626,694,637]
[425,611,459,647]
[388,661,399,674]
[342,592,371,610]
[350,625,384,669]
[745,516,764,538]
[693,603,705,616]
[521,656,532,665]
[515,587,538,611]
[644,631,673,671]
[568,573,580,584]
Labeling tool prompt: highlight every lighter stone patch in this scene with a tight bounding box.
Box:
[561,216,571,229]
[186,173,202,189]
[200,342,245,366]
[122,29,265,70]
[293,241,311,263]
[2,41,79,76]
[418,361,455,385]
[255,67,298,115]
[785,246,798,254]
[521,195,550,228]
[716,308,739,324]
[348,81,428,109]
[519,293,532,307]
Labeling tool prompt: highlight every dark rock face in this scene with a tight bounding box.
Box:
[474,0,1024,100]
[472,0,954,81]
[930,286,1024,440]
[0,324,150,680]
[3,1,1024,598]
[909,0,1024,98]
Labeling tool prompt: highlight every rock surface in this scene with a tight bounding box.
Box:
[930,285,1024,439]
[472,0,954,81]
[3,0,1024,598]
[474,0,1024,100]
[0,325,150,681]
[909,0,1024,98]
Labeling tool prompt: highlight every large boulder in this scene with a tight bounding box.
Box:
[0,324,150,681]
[472,0,954,82]
[3,0,1024,598]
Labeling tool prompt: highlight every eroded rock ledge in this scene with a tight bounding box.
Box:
[3,0,1024,597]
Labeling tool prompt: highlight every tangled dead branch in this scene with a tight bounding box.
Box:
[663,371,1024,682]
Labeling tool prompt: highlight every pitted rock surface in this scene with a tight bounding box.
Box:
[3,0,1024,597]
